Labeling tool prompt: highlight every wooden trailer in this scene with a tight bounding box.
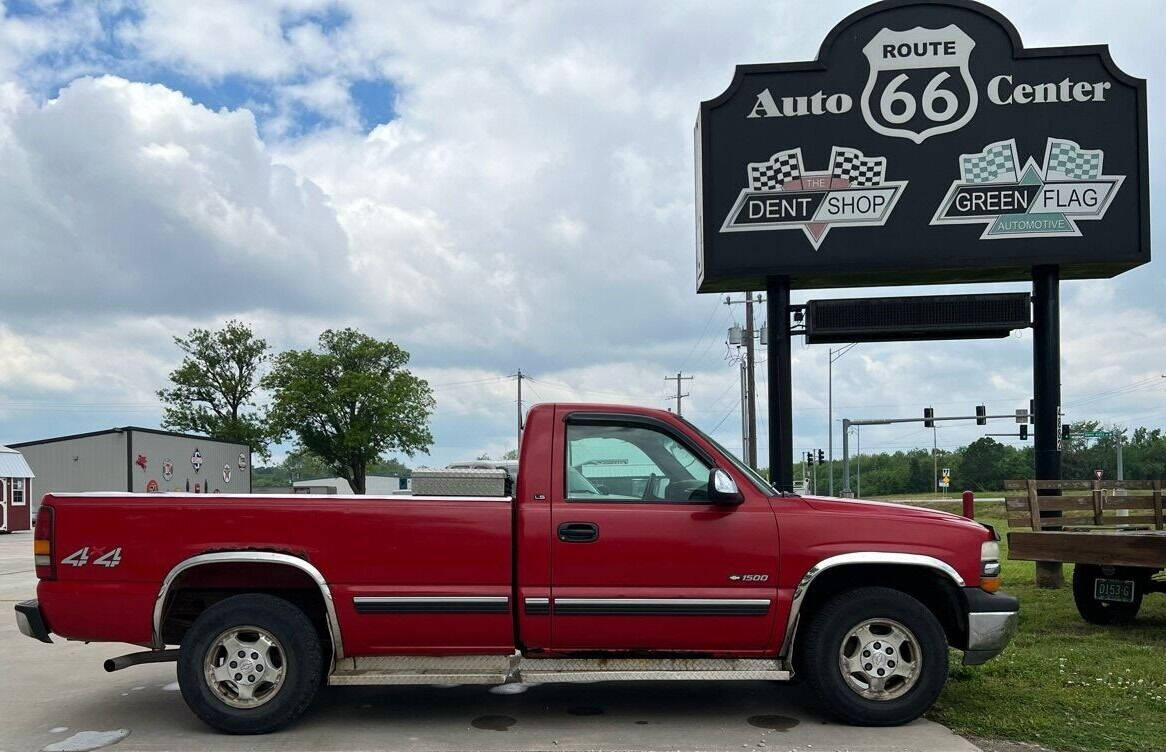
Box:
[1007,479,1166,624]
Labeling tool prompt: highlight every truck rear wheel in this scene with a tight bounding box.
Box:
[177,593,324,734]
[800,586,948,726]
[1072,564,1144,624]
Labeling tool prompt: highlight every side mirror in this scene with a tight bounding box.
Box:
[708,468,744,505]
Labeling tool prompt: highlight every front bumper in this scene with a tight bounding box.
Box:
[14,599,52,643]
[961,588,1018,665]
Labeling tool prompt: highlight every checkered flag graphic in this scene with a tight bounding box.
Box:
[960,140,1018,183]
[829,147,885,187]
[747,149,803,191]
[1045,138,1103,181]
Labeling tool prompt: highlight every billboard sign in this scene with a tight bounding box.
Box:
[695,0,1148,292]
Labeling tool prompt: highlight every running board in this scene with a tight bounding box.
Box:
[328,655,791,686]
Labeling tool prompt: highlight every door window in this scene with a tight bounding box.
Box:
[565,423,711,502]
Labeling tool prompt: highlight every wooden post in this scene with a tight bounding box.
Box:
[1153,480,1163,531]
[1092,480,1103,526]
[1026,479,1041,531]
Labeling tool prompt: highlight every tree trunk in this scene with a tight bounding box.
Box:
[350,459,366,494]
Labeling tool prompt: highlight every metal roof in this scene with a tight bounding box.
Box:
[9,426,249,449]
[0,446,35,478]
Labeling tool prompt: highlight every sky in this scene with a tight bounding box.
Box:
[0,0,1163,480]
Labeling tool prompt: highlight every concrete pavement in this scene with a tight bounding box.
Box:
[0,531,980,752]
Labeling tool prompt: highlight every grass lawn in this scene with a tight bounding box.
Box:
[922,504,1166,752]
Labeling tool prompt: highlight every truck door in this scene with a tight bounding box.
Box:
[547,410,779,653]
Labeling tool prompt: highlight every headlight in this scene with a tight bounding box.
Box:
[980,540,1001,590]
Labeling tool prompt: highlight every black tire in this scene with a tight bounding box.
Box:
[177,593,324,734]
[800,586,948,726]
[1072,564,1144,624]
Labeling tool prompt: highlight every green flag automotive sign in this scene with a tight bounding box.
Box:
[695,0,1149,292]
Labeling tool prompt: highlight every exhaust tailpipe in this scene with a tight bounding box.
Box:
[104,649,179,672]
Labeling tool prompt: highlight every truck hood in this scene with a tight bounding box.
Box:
[799,495,988,533]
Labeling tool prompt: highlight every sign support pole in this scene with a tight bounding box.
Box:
[1033,264,1064,588]
[766,275,793,492]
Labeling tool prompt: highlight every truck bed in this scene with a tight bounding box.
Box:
[38,493,515,655]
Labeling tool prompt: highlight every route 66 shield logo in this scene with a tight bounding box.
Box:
[861,25,977,143]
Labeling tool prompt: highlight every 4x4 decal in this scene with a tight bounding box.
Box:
[61,547,123,568]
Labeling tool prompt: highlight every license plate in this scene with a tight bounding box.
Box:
[1094,578,1135,603]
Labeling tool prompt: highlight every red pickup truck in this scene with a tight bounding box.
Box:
[15,403,1017,734]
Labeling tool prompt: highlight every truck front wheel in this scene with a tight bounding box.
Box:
[800,586,948,726]
[177,593,324,734]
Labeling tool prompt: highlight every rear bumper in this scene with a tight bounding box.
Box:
[961,588,1018,665]
[15,599,52,643]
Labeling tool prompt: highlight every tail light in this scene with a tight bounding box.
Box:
[34,505,55,580]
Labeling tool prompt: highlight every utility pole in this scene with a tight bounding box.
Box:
[932,426,938,494]
[828,344,857,495]
[724,294,763,467]
[514,369,524,451]
[744,295,758,467]
[856,425,861,498]
[665,372,693,416]
[740,359,749,460]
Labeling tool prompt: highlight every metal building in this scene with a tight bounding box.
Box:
[11,427,250,515]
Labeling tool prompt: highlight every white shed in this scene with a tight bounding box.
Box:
[0,445,36,533]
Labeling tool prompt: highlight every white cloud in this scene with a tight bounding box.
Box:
[0,75,353,319]
[1,0,1165,471]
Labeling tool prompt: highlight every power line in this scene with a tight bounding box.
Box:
[525,377,642,401]
[679,297,724,373]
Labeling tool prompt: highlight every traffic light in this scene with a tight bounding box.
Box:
[805,451,814,466]
[817,449,825,463]
[1020,424,1028,441]
[1029,398,1036,424]
[924,407,934,428]
[1062,424,1071,440]
[975,405,986,425]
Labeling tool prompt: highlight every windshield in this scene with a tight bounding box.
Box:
[678,417,781,496]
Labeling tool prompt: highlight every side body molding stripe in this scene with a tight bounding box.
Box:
[354,596,510,614]
[152,551,345,662]
[779,552,965,658]
[553,598,770,616]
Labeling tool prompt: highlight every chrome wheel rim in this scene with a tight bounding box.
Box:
[203,626,287,708]
[838,617,921,701]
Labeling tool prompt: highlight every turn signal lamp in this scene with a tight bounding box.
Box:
[980,539,1001,592]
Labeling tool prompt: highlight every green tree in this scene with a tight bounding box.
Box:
[959,437,1022,490]
[369,457,413,478]
[282,448,332,481]
[251,448,333,488]
[157,320,276,459]
[263,328,434,494]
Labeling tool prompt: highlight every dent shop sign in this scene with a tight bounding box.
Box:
[695,0,1148,292]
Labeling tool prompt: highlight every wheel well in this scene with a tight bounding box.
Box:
[159,562,333,656]
[791,564,967,665]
